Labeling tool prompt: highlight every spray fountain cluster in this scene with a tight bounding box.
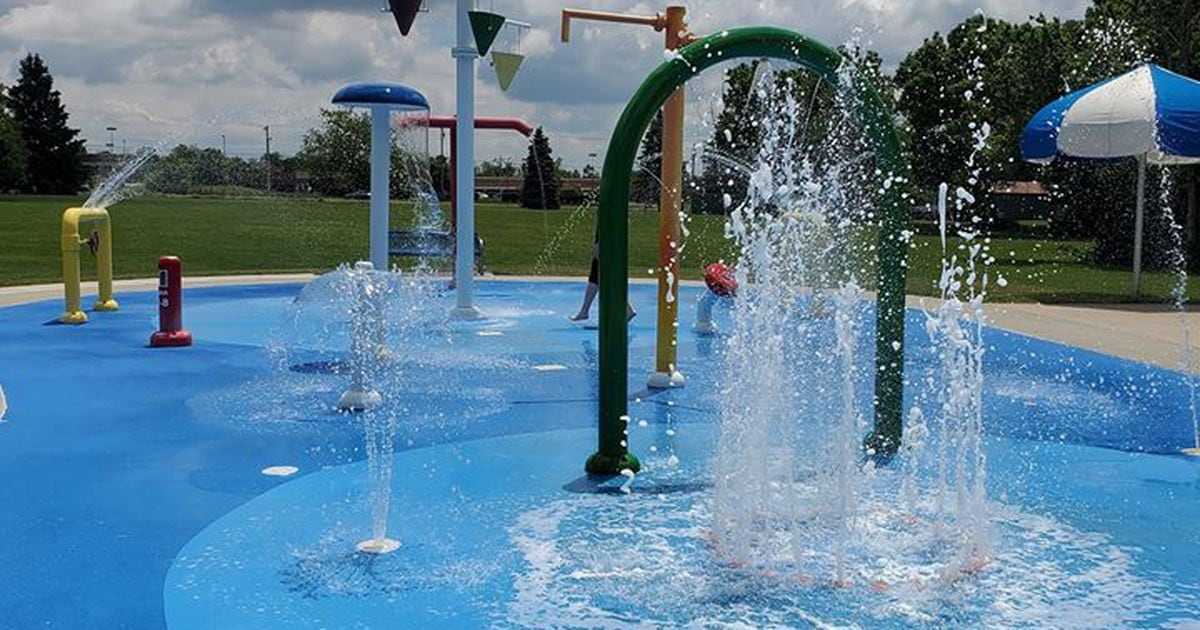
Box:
[709,63,889,583]
[701,51,1001,587]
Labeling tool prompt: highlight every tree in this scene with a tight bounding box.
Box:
[691,58,857,214]
[893,16,1042,200]
[142,145,202,194]
[261,152,300,193]
[888,8,1200,270]
[138,145,310,195]
[1086,0,1198,77]
[893,33,963,196]
[142,144,253,194]
[1084,0,1200,262]
[429,154,450,199]
[892,14,1133,214]
[0,84,26,191]
[691,63,767,214]
[844,46,895,109]
[297,109,430,199]
[555,159,581,179]
[297,109,371,197]
[8,54,87,194]
[478,157,519,177]
[521,127,560,209]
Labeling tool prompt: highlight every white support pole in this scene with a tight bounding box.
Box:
[369,107,391,271]
[450,0,482,320]
[1133,153,1147,298]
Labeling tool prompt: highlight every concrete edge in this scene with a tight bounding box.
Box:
[2,273,1195,374]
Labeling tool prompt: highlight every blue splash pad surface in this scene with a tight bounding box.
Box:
[164,426,1200,628]
[0,280,1195,628]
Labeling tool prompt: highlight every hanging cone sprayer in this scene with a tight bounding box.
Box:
[386,0,423,36]
[468,9,506,55]
[489,18,529,91]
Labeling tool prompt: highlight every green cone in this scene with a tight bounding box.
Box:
[468,10,506,56]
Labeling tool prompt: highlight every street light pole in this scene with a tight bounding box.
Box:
[263,125,272,193]
[105,126,117,176]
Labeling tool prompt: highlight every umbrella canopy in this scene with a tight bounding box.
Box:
[1022,64,1200,165]
[1020,64,1200,296]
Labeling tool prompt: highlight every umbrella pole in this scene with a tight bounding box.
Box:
[1133,153,1147,298]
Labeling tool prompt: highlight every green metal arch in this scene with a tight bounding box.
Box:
[587,26,910,475]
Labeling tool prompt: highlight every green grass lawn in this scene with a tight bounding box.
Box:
[0,194,1192,303]
[904,220,1196,303]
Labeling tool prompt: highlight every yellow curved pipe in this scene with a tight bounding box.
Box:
[60,206,118,324]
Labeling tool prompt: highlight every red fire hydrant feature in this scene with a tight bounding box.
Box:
[704,262,738,298]
[149,256,193,348]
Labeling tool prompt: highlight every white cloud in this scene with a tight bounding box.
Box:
[0,0,1090,167]
[0,0,194,43]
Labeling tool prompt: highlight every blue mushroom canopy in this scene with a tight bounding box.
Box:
[331,82,430,111]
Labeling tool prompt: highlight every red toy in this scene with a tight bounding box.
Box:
[149,256,193,348]
[704,263,738,298]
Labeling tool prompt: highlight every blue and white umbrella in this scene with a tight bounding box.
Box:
[1021,63,1200,295]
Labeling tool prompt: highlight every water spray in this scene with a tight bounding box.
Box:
[338,262,386,413]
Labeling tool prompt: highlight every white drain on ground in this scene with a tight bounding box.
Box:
[261,465,299,477]
[356,538,401,554]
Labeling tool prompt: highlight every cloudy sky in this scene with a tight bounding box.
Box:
[0,0,1090,168]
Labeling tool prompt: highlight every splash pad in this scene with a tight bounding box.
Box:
[3,5,1197,628]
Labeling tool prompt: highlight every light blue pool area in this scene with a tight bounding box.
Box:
[0,280,1198,628]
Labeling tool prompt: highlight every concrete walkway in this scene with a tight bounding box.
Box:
[984,301,1198,373]
[3,274,1195,373]
[0,274,316,308]
[903,294,1198,373]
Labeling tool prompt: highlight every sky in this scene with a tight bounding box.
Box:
[0,0,1091,169]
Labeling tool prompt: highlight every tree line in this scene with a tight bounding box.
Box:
[0,51,576,209]
[4,0,1197,270]
[682,0,1199,268]
[136,111,575,209]
[897,0,1199,268]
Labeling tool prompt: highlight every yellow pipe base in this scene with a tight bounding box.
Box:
[60,311,88,325]
[647,370,685,389]
[93,299,120,312]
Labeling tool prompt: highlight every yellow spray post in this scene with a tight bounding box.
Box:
[561,5,697,389]
[60,207,118,324]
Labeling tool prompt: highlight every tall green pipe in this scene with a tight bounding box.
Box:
[587,26,910,475]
